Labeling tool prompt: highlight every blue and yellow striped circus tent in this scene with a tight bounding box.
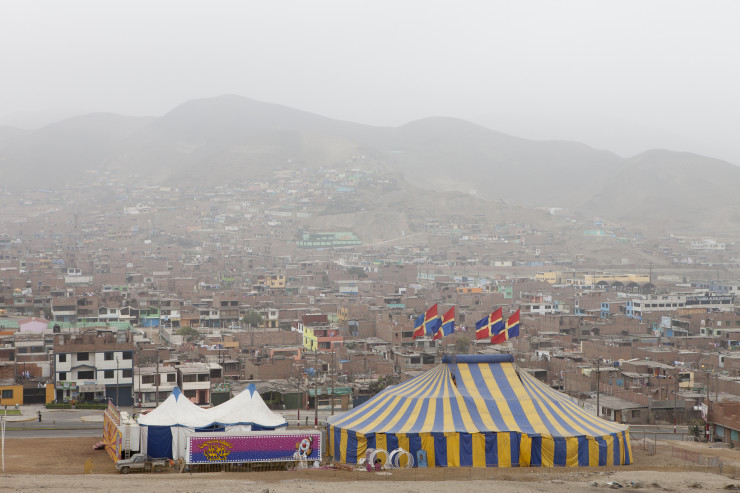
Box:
[327,354,631,467]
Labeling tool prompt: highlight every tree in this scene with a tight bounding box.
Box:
[177,326,200,342]
[369,375,397,394]
[347,267,368,279]
[454,337,471,354]
[242,310,263,327]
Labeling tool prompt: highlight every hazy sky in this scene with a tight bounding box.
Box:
[2,1,740,164]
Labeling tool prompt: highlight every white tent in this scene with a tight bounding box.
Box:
[138,387,214,460]
[137,385,288,460]
[209,383,287,433]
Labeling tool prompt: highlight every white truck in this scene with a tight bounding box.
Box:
[115,454,169,474]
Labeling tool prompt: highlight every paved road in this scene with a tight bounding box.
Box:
[4,428,103,439]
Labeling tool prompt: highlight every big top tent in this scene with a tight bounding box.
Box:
[327,354,631,468]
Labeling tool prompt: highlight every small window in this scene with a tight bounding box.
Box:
[123,369,132,378]
[58,372,67,381]
[122,352,133,360]
[104,370,114,379]
[632,410,641,418]
[1,389,13,399]
[77,352,89,361]
[104,352,114,361]
[78,370,94,379]
[58,354,67,363]
[167,374,176,382]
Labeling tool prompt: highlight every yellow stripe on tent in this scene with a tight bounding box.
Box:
[519,375,572,437]
[421,433,436,468]
[521,372,600,437]
[588,437,599,467]
[456,363,500,431]
[519,434,531,467]
[340,428,348,463]
[541,436,555,467]
[502,364,550,436]
[334,365,442,428]
[480,364,520,432]
[397,434,410,460]
[472,433,486,467]
[497,432,511,467]
[359,366,443,434]
[521,372,626,435]
[566,437,579,467]
[605,434,614,466]
[446,432,460,467]
[376,433,387,455]
[397,367,445,434]
[357,432,367,464]
[418,368,446,433]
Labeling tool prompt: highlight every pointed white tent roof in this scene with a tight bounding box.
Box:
[137,387,214,428]
[209,383,287,429]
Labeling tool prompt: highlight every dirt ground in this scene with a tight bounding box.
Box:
[3,437,740,492]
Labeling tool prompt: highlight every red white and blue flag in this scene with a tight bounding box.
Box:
[491,309,520,344]
[475,308,503,340]
[432,307,455,341]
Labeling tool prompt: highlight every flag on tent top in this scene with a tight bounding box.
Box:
[475,308,503,340]
[412,313,425,339]
[424,303,442,336]
[432,307,455,341]
[491,309,521,344]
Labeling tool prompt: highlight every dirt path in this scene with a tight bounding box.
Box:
[2,437,740,492]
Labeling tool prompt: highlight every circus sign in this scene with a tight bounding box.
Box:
[186,431,322,465]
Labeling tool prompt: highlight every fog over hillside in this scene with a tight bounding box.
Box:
[1,95,739,235]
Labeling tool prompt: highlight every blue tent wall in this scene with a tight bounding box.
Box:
[147,426,173,459]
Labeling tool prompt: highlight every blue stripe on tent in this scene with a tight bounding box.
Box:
[464,364,509,431]
[387,434,399,456]
[596,437,607,466]
[332,365,446,430]
[409,390,433,433]
[612,433,620,465]
[519,376,579,437]
[623,431,631,465]
[509,432,521,467]
[521,372,625,437]
[489,364,536,435]
[578,436,589,466]
[460,433,473,467]
[147,425,173,459]
[520,375,583,437]
[367,432,376,452]
[444,368,466,431]
[434,433,447,467]
[334,426,342,461]
[442,354,515,364]
[364,369,440,434]
[530,436,542,467]
[485,433,498,466]
[347,430,358,464]
[408,434,422,463]
[554,437,567,466]
[349,367,442,432]
[450,364,489,431]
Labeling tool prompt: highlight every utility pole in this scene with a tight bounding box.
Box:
[116,356,120,408]
[155,351,160,407]
[314,349,319,426]
[331,349,335,416]
[596,358,600,419]
[674,372,678,434]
